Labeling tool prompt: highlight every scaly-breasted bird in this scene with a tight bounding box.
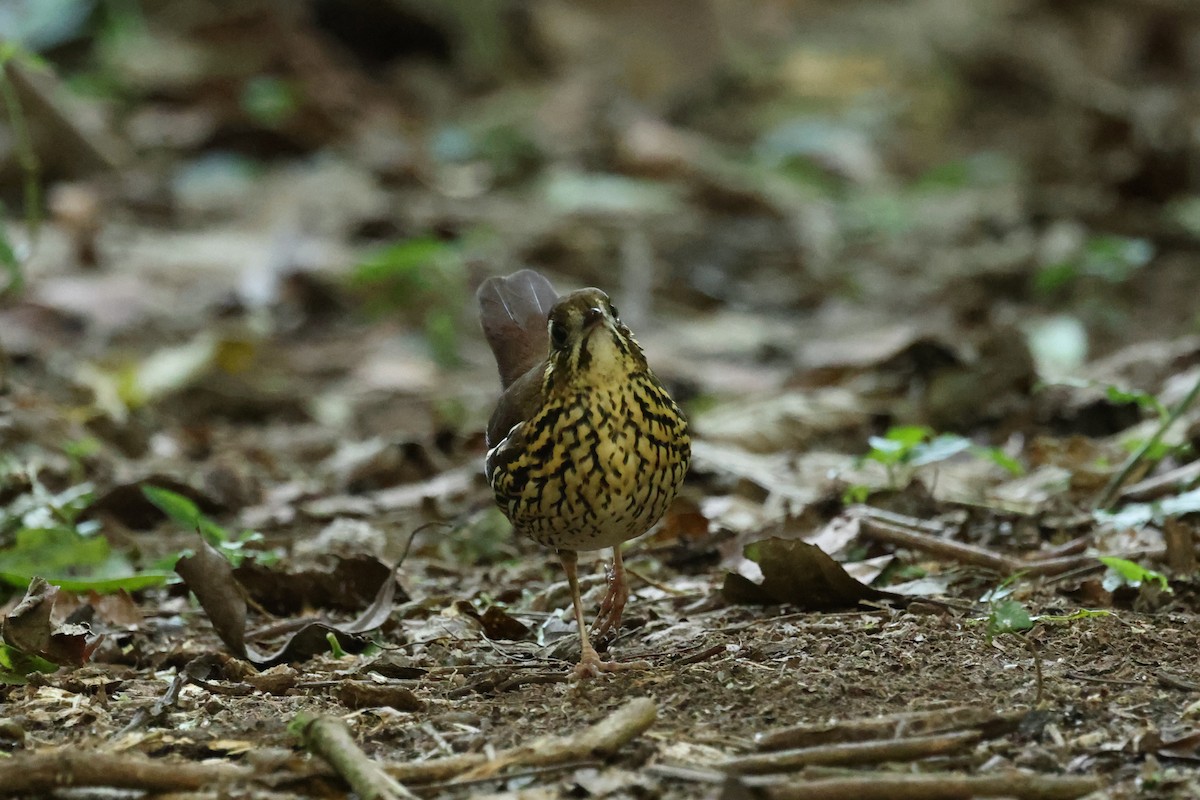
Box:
[477,270,690,678]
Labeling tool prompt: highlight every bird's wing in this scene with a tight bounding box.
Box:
[477,269,558,389]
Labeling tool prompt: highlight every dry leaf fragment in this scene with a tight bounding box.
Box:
[2,578,101,667]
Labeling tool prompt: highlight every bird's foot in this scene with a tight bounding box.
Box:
[572,651,651,680]
[590,564,630,639]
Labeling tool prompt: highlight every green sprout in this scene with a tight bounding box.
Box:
[859,425,1021,487]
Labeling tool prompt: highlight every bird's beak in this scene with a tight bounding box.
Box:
[584,306,606,329]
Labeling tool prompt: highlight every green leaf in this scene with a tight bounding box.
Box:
[0,643,58,683]
[240,76,298,128]
[970,446,1024,475]
[351,237,453,290]
[988,599,1033,637]
[883,425,933,448]
[0,527,171,591]
[1033,261,1078,295]
[841,484,871,505]
[1081,235,1153,282]
[141,484,267,566]
[864,426,928,465]
[1098,556,1172,592]
[1106,385,1167,419]
[141,484,229,545]
[141,485,201,528]
[909,434,972,467]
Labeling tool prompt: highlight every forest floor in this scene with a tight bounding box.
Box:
[4,1,1200,798]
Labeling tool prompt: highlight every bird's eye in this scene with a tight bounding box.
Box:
[549,320,569,350]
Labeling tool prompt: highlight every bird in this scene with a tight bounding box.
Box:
[477,269,690,678]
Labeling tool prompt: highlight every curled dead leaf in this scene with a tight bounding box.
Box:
[176,539,398,668]
[2,578,102,667]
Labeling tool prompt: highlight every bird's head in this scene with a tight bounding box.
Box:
[543,288,646,392]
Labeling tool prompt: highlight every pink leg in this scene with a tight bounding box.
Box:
[560,549,647,679]
[591,546,631,638]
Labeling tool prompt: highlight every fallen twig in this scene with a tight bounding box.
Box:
[1158,670,1200,692]
[1118,459,1200,502]
[416,759,601,795]
[493,671,569,692]
[720,730,982,774]
[294,712,418,800]
[675,643,727,666]
[855,508,1112,578]
[1097,370,1200,509]
[757,770,1103,799]
[0,751,253,795]
[386,697,656,784]
[754,706,1025,751]
[855,511,1015,573]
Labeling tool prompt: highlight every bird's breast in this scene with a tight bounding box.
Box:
[486,372,690,551]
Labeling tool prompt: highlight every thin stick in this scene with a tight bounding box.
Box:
[387,697,656,784]
[1097,370,1200,509]
[755,707,1024,751]
[295,713,418,800]
[625,564,687,596]
[1118,459,1200,502]
[0,751,252,794]
[857,510,1105,578]
[857,514,1017,573]
[760,771,1103,800]
[418,759,601,794]
[720,730,982,775]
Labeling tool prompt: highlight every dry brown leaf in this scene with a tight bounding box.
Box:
[722,538,902,610]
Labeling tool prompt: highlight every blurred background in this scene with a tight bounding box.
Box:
[3,0,1200,532]
[4,0,1200,358]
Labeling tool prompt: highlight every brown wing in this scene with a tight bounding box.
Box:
[476,269,558,389]
[484,362,545,449]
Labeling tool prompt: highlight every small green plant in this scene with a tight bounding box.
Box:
[240,75,298,128]
[977,575,1112,706]
[979,574,1041,703]
[0,480,171,592]
[325,632,347,659]
[1106,384,1194,463]
[841,483,871,504]
[859,425,1022,487]
[1035,234,1153,296]
[141,485,272,566]
[0,43,48,297]
[1105,385,1168,421]
[979,574,1032,637]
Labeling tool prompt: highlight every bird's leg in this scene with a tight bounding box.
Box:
[591,546,630,639]
[560,549,647,679]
